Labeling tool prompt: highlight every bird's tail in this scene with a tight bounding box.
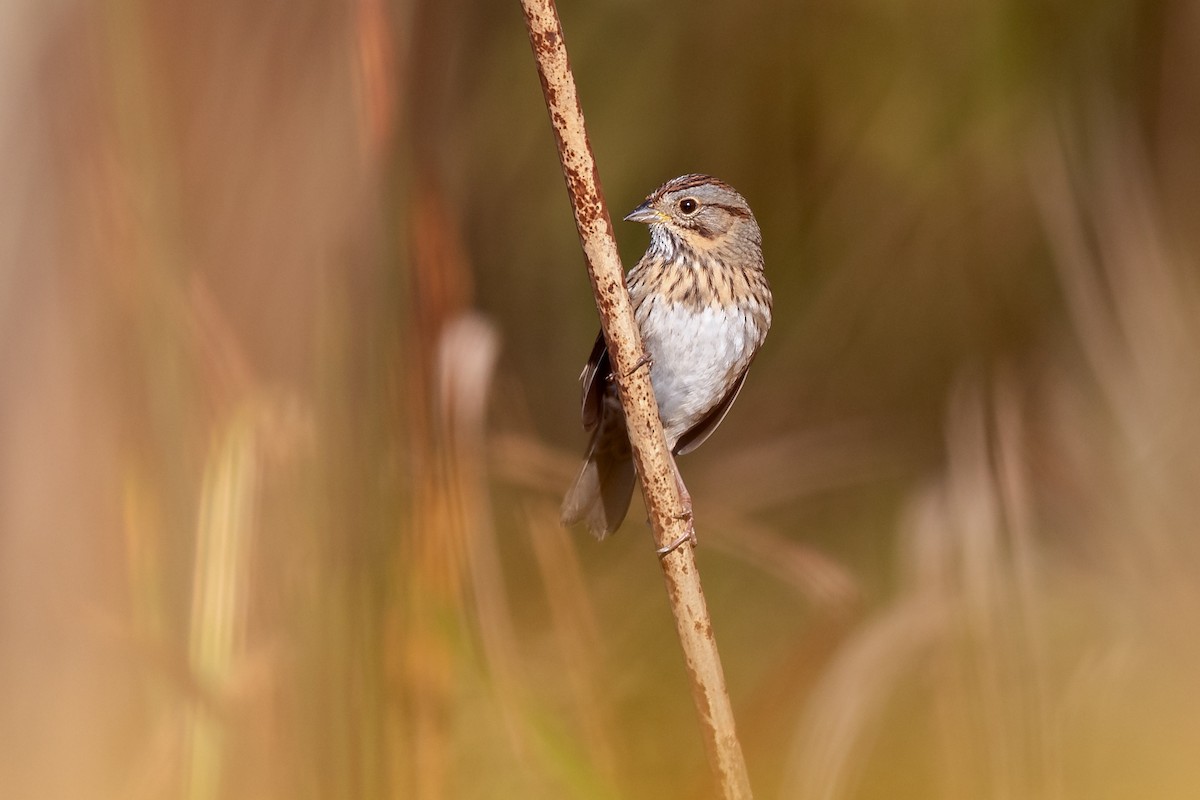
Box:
[560,413,636,539]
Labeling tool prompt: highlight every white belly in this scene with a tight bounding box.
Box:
[636,298,767,448]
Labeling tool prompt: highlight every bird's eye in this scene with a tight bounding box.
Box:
[678,198,699,215]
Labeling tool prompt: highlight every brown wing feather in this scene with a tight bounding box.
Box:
[579,331,610,431]
[673,369,749,455]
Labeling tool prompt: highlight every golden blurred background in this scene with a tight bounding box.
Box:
[3,0,1200,798]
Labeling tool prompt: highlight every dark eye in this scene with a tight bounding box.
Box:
[678,198,699,215]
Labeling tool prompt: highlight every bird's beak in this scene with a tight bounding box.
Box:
[624,202,665,224]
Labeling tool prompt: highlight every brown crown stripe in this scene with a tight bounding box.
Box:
[662,173,719,190]
[654,173,738,196]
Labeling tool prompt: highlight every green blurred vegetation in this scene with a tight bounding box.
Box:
[2,0,1200,798]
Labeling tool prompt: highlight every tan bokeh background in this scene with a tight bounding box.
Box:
[3,1,1200,798]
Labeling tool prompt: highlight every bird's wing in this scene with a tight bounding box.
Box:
[673,368,749,455]
[579,331,610,432]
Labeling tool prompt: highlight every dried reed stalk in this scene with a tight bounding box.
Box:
[519,1,753,796]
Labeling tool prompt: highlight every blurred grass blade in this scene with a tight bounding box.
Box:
[184,409,261,800]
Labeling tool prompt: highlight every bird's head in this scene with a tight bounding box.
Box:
[624,174,761,261]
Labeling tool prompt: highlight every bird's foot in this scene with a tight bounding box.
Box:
[657,518,697,558]
[622,353,653,378]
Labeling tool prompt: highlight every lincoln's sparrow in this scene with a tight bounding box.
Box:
[561,174,772,542]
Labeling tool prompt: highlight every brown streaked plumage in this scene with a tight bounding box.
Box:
[561,174,773,540]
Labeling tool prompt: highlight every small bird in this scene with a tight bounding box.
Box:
[561,174,772,546]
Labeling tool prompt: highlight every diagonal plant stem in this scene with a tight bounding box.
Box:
[519,1,754,797]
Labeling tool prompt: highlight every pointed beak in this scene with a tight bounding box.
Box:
[624,202,665,224]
